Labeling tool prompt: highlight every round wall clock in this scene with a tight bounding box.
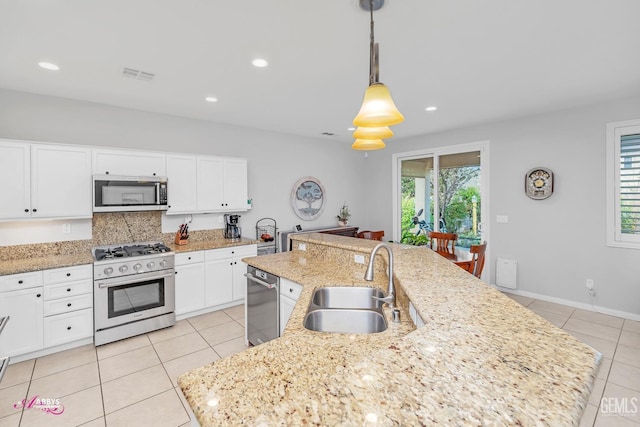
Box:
[525,167,554,200]
[290,176,326,220]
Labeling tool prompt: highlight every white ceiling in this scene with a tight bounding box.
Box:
[1,0,640,144]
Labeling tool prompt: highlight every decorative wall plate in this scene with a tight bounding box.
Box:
[291,176,326,220]
[525,167,554,200]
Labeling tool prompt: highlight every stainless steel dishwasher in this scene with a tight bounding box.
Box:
[245,266,279,346]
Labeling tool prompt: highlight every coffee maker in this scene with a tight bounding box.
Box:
[224,214,241,239]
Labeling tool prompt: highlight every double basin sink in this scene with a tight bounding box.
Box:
[303,286,388,334]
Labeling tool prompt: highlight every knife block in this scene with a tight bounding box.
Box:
[174,232,188,245]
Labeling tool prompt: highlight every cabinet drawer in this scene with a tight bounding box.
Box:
[43,264,92,285]
[43,308,93,348]
[205,244,257,261]
[175,251,204,265]
[44,279,93,300]
[0,271,43,292]
[232,244,258,258]
[44,293,93,316]
[280,278,303,300]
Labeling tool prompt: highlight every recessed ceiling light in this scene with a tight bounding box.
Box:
[205,96,218,103]
[425,106,437,112]
[38,61,60,71]
[252,58,269,68]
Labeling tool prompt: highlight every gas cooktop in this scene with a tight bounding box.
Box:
[93,242,171,262]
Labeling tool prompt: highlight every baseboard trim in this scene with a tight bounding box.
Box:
[496,287,640,322]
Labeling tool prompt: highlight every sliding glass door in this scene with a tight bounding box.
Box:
[393,142,488,252]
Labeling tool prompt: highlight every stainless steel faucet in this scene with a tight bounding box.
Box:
[364,243,396,308]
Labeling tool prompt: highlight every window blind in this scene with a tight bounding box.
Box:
[620,133,640,234]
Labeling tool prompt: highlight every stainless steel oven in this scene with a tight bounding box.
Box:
[93,243,175,346]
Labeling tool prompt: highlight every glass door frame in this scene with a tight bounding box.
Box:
[392,140,490,279]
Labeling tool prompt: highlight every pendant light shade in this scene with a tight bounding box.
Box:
[353,125,394,139]
[353,83,404,127]
[351,0,403,150]
[352,138,386,151]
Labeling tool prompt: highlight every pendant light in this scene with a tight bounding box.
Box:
[353,125,393,139]
[352,138,386,151]
[352,0,404,145]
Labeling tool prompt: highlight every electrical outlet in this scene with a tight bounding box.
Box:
[586,279,594,290]
[496,215,509,223]
[354,254,365,264]
[299,243,307,251]
[62,223,71,234]
[184,215,192,224]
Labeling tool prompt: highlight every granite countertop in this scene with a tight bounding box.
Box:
[0,252,95,276]
[0,238,259,277]
[167,237,258,254]
[178,234,601,426]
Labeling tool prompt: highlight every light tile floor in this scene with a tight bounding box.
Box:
[0,298,638,426]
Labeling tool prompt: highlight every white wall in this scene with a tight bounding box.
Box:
[0,89,368,243]
[3,88,639,318]
[363,95,640,317]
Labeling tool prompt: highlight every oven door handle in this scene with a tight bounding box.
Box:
[244,273,276,289]
[97,272,174,289]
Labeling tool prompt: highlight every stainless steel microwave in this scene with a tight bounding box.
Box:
[93,175,168,212]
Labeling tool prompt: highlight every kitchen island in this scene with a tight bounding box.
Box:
[178,233,601,426]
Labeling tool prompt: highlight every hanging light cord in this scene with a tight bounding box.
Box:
[368,0,379,85]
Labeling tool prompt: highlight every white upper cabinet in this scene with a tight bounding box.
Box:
[166,154,198,214]
[197,156,224,212]
[31,144,92,219]
[223,158,248,211]
[92,148,166,177]
[0,141,30,219]
[0,140,92,220]
[166,155,247,214]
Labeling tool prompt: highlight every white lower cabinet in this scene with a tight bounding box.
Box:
[0,284,44,357]
[175,252,206,316]
[43,309,93,348]
[0,265,93,359]
[175,244,257,318]
[279,278,303,336]
[205,245,257,306]
[42,265,93,348]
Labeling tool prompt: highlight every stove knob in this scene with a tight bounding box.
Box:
[104,267,114,276]
[159,260,168,268]
[147,261,155,269]
[133,263,142,271]
[119,265,128,273]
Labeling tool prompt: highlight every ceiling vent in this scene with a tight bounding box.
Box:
[122,67,155,82]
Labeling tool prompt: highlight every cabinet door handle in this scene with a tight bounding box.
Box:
[66,273,71,277]
[36,293,41,298]
[105,171,109,174]
[67,303,72,307]
[18,280,23,284]
[153,172,156,176]
[24,209,29,213]
[67,288,71,292]
[32,208,37,212]
[67,326,72,330]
